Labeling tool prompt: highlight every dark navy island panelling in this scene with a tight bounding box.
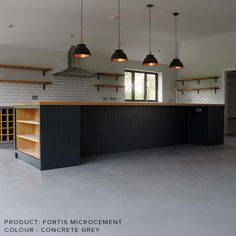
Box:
[40,105,81,170]
[15,103,224,170]
[80,106,224,157]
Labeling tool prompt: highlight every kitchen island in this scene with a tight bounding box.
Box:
[14,102,224,170]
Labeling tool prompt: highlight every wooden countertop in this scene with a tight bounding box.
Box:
[15,102,224,107]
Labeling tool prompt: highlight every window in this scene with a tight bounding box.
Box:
[125,70,158,101]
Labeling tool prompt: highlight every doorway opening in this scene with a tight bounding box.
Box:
[225,70,236,135]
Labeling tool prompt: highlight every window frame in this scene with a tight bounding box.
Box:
[125,70,158,102]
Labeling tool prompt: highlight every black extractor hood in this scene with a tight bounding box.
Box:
[53,46,96,78]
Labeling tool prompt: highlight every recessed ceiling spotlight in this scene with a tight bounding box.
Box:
[9,24,14,28]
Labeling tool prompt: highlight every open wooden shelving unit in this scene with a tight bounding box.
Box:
[177,87,220,95]
[176,75,220,95]
[0,64,53,89]
[15,105,81,170]
[95,72,125,92]
[15,108,40,159]
[0,108,14,143]
[177,76,219,85]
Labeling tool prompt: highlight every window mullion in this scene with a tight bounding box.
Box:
[145,73,147,101]
[132,72,135,100]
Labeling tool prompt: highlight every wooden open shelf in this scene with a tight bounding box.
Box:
[0,64,52,75]
[16,108,39,121]
[0,79,52,90]
[0,108,14,143]
[17,134,39,143]
[16,108,40,159]
[17,148,40,160]
[177,87,220,95]
[177,76,219,85]
[96,72,124,81]
[17,120,39,125]
[0,79,52,85]
[95,84,125,92]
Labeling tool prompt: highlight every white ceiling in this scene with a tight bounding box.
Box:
[0,0,236,63]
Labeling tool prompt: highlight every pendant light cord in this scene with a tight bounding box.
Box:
[80,0,83,43]
[149,6,152,54]
[118,0,121,49]
[175,14,178,58]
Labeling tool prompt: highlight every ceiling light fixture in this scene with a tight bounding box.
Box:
[169,12,184,70]
[111,0,128,62]
[143,4,158,67]
[74,0,91,59]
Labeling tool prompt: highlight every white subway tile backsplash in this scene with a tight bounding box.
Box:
[1,75,221,106]
[0,77,124,106]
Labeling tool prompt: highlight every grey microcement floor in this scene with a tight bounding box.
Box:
[0,137,236,236]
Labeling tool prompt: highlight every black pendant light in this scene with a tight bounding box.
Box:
[143,4,158,67]
[169,12,184,70]
[111,0,128,62]
[74,0,91,59]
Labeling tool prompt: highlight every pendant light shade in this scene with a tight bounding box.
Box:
[169,12,184,70]
[143,54,158,67]
[74,0,91,59]
[111,0,128,62]
[74,44,91,58]
[169,58,184,70]
[143,4,158,67]
[111,49,128,62]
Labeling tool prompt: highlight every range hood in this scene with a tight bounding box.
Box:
[53,46,96,78]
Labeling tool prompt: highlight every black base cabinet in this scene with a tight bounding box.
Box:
[15,104,224,170]
[187,107,224,146]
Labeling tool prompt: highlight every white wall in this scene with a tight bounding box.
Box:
[177,31,236,104]
[78,52,177,102]
[0,44,177,106]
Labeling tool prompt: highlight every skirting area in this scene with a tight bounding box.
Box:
[0,137,236,236]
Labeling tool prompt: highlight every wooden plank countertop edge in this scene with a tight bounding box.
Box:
[14,102,225,107]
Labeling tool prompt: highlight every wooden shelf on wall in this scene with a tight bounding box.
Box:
[0,64,52,76]
[95,84,125,92]
[0,79,52,90]
[177,87,220,95]
[96,72,124,81]
[177,76,219,85]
